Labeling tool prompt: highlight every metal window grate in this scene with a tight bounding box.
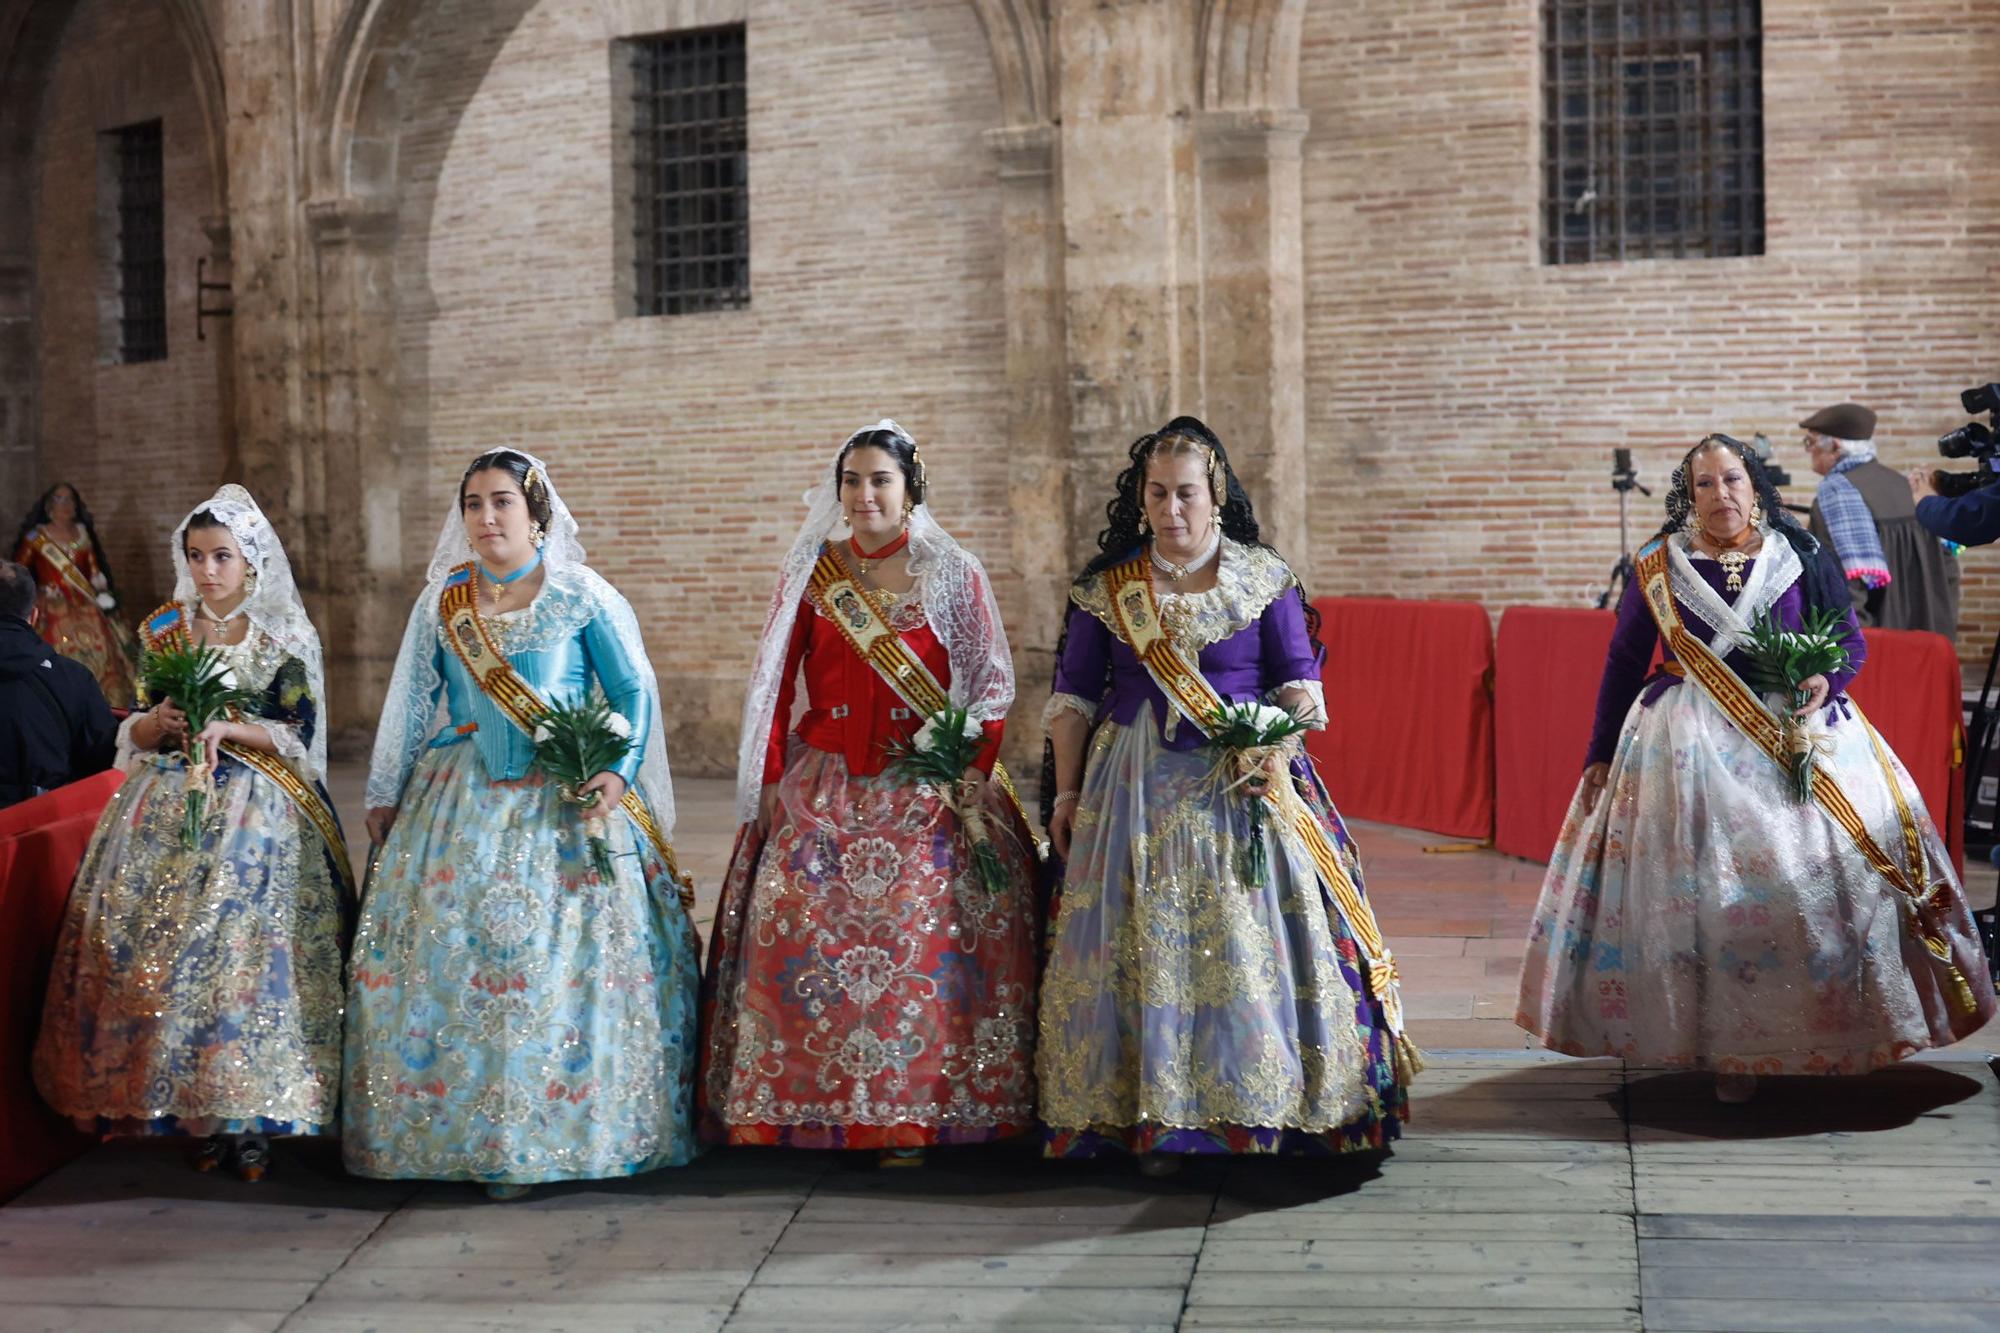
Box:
[112,120,167,361]
[631,26,749,316]
[1542,1,1764,264]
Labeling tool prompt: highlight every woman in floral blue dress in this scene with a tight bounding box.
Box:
[343,449,700,1199]
[34,485,351,1182]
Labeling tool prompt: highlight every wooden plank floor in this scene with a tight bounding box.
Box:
[5,1052,1997,1332]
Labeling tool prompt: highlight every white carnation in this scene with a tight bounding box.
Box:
[958,714,984,741]
[1252,704,1294,731]
[913,717,940,750]
[606,712,633,739]
[532,723,552,744]
[95,592,116,610]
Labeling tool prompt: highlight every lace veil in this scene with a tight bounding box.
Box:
[732,419,1016,822]
[364,451,676,834]
[171,485,330,783]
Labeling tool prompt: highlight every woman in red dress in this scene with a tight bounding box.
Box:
[13,482,139,704]
[700,420,1040,1161]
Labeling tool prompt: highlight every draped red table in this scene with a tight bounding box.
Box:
[1492,609,1966,874]
[1307,597,1494,839]
[0,770,122,1200]
[1844,628,1966,875]
[1492,607,1618,863]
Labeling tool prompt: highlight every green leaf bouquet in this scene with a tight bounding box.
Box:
[139,644,263,848]
[1742,607,1852,802]
[887,703,1008,896]
[1205,700,1311,887]
[529,695,636,884]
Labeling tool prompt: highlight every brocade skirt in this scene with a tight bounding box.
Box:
[1037,720,1408,1157]
[700,742,1041,1148]
[1517,683,1996,1071]
[341,741,701,1183]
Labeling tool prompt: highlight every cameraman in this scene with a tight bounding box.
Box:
[1911,466,2000,547]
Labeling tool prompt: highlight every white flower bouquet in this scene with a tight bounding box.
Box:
[1205,700,1310,887]
[529,696,636,883]
[887,703,1007,895]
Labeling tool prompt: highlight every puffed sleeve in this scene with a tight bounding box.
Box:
[1044,604,1111,730]
[1258,586,1326,726]
[580,601,654,789]
[243,654,315,769]
[760,603,812,786]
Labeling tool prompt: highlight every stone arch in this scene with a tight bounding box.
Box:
[967,0,1053,128]
[0,0,234,536]
[1199,0,1309,110]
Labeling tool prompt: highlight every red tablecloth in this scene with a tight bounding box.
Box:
[1493,607,1617,862]
[1845,628,1965,875]
[1307,597,1494,839]
[1492,612,1966,874]
[0,770,122,1200]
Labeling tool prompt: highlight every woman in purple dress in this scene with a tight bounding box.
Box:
[1037,417,1416,1171]
[1518,436,1994,1101]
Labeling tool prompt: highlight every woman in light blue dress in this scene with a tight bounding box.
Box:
[342,450,700,1199]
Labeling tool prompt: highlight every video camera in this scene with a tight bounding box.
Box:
[1934,382,2000,497]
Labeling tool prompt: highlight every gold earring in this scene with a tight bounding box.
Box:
[1139,513,1152,536]
[1749,501,1764,527]
[530,521,547,549]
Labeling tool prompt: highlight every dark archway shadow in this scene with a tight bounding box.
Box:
[1619,1062,1989,1140]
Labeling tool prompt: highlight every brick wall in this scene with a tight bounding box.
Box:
[390,0,1010,774]
[28,0,226,612]
[1299,0,2000,664]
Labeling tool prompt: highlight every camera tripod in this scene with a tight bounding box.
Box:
[1596,450,1651,610]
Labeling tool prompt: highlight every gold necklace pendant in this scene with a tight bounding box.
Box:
[1717,549,1749,593]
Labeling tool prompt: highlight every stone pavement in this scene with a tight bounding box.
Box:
[3,775,1995,1332]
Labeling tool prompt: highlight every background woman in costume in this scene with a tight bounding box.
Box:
[1517,436,1995,1101]
[700,420,1040,1161]
[1038,416,1413,1169]
[33,485,348,1183]
[345,449,699,1199]
[13,481,140,704]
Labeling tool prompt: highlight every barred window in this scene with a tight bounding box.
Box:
[628,26,749,316]
[1542,1,1764,264]
[110,120,167,360]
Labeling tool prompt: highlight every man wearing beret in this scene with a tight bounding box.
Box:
[1801,402,1958,636]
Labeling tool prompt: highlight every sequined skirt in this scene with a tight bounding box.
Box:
[33,752,346,1136]
[342,741,701,1183]
[35,586,138,706]
[699,743,1041,1149]
[1037,720,1408,1157]
[1517,684,1997,1072]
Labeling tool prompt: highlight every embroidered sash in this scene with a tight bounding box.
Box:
[140,605,356,897]
[1632,542,1981,1017]
[437,566,694,907]
[1100,557,1417,1053]
[25,528,103,607]
[804,543,1035,833]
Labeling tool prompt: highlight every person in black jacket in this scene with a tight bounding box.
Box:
[0,558,117,808]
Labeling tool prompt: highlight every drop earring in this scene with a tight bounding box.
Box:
[530,521,547,549]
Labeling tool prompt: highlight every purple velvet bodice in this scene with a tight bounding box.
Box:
[1585,555,1866,768]
[1054,585,1320,753]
